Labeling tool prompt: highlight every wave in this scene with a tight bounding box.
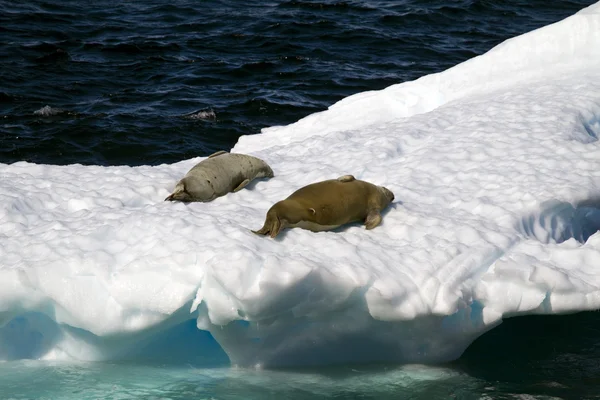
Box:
[184,109,217,121]
[278,0,377,12]
[33,105,68,117]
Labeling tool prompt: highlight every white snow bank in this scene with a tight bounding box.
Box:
[1,3,600,367]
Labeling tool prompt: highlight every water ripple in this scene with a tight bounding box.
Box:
[0,0,595,166]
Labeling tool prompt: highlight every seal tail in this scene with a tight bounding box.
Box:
[165,181,188,202]
[165,190,185,201]
[252,214,282,238]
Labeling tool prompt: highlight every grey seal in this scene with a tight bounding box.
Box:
[165,150,274,202]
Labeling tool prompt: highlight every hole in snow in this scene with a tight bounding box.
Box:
[0,312,62,360]
[573,108,600,143]
[581,113,599,141]
[518,198,600,244]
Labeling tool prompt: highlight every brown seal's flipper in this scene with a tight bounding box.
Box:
[252,213,282,238]
[337,175,355,182]
[208,150,228,158]
[364,210,382,230]
[233,178,250,192]
[164,193,175,201]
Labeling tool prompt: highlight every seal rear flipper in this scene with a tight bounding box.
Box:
[233,178,250,192]
[208,150,228,158]
[164,186,193,202]
[337,175,355,182]
[252,216,282,238]
[364,210,382,230]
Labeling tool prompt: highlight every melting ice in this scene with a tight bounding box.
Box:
[1,2,600,368]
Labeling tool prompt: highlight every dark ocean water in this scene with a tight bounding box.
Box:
[1,0,596,166]
[1,0,600,398]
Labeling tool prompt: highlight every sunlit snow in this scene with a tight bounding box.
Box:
[1,2,600,367]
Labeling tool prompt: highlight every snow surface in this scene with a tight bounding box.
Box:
[2,3,600,367]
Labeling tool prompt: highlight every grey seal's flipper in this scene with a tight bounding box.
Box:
[164,181,188,202]
[233,178,250,192]
[337,175,355,182]
[208,150,228,158]
[365,210,382,230]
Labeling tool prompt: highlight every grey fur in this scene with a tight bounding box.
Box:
[165,151,274,202]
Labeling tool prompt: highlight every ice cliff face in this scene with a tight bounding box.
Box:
[1,2,600,367]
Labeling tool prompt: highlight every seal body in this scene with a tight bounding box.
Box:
[165,151,274,202]
[253,175,394,238]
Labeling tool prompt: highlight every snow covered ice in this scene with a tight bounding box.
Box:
[2,3,600,367]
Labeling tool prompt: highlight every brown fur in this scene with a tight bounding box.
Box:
[253,175,394,238]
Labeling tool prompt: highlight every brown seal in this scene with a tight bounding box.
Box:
[165,150,274,202]
[252,175,394,238]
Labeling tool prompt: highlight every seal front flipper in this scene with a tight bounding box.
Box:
[208,150,228,158]
[337,175,355,182]
[364,210,382,230]
[233,178,250,192]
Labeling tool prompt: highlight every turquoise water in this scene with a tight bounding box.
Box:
[0,361,482,400]
[2,312,600,399]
